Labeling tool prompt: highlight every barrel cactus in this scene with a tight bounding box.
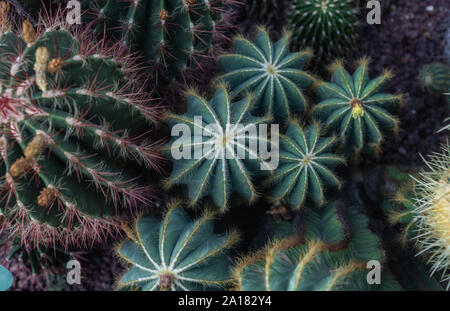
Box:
[82,0,237,82]
[0,7,162,249]
[410,143,450,290]
[233,198,401,291]
[267,121,345,208]
[419,63,450,95]
[217,28,314,124]
[313,59,402,158]
[163,86,276,211]
[289,0,358,64]
[116,201,239,291]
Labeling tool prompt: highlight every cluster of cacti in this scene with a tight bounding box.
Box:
[0,4,162,249]
[217,29,314,124]
[419,63,450,95]
[314,59,402,158]
[267,121,345,208]
[81,0,238,83]
[116,201,239,291]
[289,0,358,64]
[2,0,449,294]
[234,198,401,291]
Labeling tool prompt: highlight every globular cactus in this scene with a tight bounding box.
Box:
[233,199,401,291]
[0,6,162,249]
[217,28,314,124]
[313,59,402,159]
[82,0,238,82]
[419,63,450,95]
[116,201,239,291]
[267,121,345,208]
[163,86,275,212]
[289,0,358,64]
[410,143,450,290]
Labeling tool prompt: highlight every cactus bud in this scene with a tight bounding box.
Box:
[47,58,64,74]
[22,20,36,45]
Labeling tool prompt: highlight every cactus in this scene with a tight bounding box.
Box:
[289,0,358,64]
[217,29,314,124]
[116,201,239,291]
[410,143,450,290]
[0,264,13,291]
[82,0,238,82]
[267,121,345,208]
[163,86,275,211]
[233,198,401,290]
[313,59,402,158]
[0,6,162,249]
[419,63,450,95]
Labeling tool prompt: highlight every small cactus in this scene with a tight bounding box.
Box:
[233,199,401,291]
[217,28,314,124]
[0,6,162,249]
[267,121,345,208]
[163,86,275,211]
[419,63,450,95]
[82,0,238,82]
[289,0,358,64]
[313,59,402,158]
[116,201,239,291]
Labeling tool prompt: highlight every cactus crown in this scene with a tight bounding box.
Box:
[218,29,314,124]
[419,63,450,95]
[313,60,401,158]
[163,86,274,211]
[116,201,239,291]
[267,121,344,208]
[289,0,358,64]
[0,7,161,249]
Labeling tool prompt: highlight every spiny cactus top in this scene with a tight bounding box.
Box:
[290,0,358,64]
[419,63,450,95]
[0,8,161,249]
[82,0,236,82]
[233,199,400,291]
[411,143,450,290]
[164,86,276,212]
[116,201,239,291]
[313,60,401,158]
[217,29,314,124]
[267,121,344,208]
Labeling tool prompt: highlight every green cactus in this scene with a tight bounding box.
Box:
[419,63,450,95]
[82,0,236,82]
[233,199,401,291]
[116,201,239,291]
[163,86,275,212]
[0,8,162,249]
[313,59,402,158]
[289,0,358,64]
[267,121,345,208]
[217,29,314,124]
